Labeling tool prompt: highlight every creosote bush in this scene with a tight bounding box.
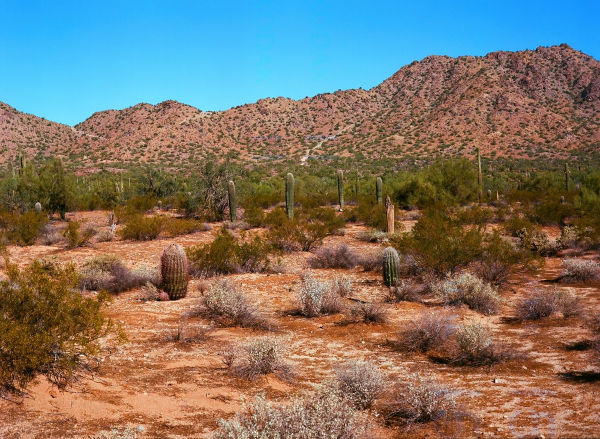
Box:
[222,337,292,380]
[214,389,370,439]
[64,220,96,248]
[0,211,48,246]
[297,274,344,317]
[334,360,386,409]
[433,272,501,315]
[193,280,271,330]
[187,229,272,277]
[119,214,163,241]
[0,261,114,397]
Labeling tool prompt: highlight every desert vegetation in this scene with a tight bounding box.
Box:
[1,153,599,438]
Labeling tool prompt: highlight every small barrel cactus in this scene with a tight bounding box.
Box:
[376,177,383,205]
[337,169,344,211]
[382,247,399,288]
[34,202,42,213]
[228,180,237,222]
[160,243,189,300]
[286,172,295,220]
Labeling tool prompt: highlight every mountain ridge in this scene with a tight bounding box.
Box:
[1,44,599,167]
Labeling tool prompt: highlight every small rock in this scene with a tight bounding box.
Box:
[137,425,145,432]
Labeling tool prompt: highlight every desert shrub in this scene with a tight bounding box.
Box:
[560,258,600,283]
[0,211,48,245]
[558,225,579,249]
[433,272,501,315]
[64,220,96,248]
[0,261,113,397]
[474,231,539,286]
[502,215,538,237]
[244,205,265,227]
[332,276,353,297]
[453,324,507,366]
[527,197,574,226]
[384,374,458,424]
[187,229,272,276]
[92,427,138,439]
[357,250,383,271]
[356,229,388,243]
[194,280,271,329]
[309,244,358,269]
[163,218,208,237]
[387,279,425,303]
[297,274,344,317]
[96,228,115,242]
[349,302,388,324]
[79,255,158,294]
[136,282,160,302]
[397,311,456,353]
[214,390,370,439]
[516,227,557,256]
[334,360,386,409]
[119,214,163,240]
[267,207,344,252]
[345,200,387,230]
[39,224,63,245]
[392,208,483,275]
[222,337,291,380]
[516,288,581,320]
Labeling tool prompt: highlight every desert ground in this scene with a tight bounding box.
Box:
[0,210,599,439]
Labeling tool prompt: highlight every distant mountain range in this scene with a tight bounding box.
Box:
[1,44,598,168]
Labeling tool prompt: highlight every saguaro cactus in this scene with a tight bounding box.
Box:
[376,177,383,205]
[565,163,570,192]
[355,172,359,198]
[286,173,295,220]
[386,202,395,234]
[228,180,237,222]
[337,169,344,211]
[160,243,189,300]
[382,247,399,288]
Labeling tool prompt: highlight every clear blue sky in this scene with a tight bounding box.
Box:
[0,1,598,126]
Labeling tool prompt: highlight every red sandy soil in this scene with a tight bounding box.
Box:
[0,211,599,438]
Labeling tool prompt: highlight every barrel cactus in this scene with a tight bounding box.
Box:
[228,180,237,222]
[376,177,383,205]
[34,202,42,213]
[286,172,295,220]
[337,169,344,211]
[382,247,399,288]
[160,243,189,300]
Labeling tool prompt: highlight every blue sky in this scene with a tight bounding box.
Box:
[0,1,598,126]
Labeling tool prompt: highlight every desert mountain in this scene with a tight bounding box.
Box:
[1,44,598,168]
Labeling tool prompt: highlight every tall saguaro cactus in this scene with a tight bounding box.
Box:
[564,163,570,192]
[228,180,237,222]
[161,243,189,300]
[376,177,383,205]
[386,202,395,234]
[382,247,399,288]
[285,172,295,220]
[337,169,344,211]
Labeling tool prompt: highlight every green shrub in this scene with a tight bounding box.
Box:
[0,211,48,246]
[64,220,96,248]
[392,208,483,275]
[244,205,266,227]
[119,214,164,240]
[187,229,272,276]
[163,218,208,237]
[0,261,113,397]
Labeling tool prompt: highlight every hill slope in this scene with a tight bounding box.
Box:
[1,44,599,167]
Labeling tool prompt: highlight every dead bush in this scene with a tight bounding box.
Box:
[334,360,386,409]
[516,288,581,320]
[560,258,600,283]
[383,373,458,424]
[356,250,382,271]
[192,280,272,330]
[297,274,344,317]
[332,276,353,297]
[214,389,370,438]
[452,324,511,366]
[39,224,63,246]
[79,255,158,294]
[349,302,388,324]
[397,311,456,353]
[221,337,292,380]
[309,244,358,269]
[387,279,425,303]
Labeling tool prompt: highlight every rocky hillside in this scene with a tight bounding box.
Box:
[1,44,599,168]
